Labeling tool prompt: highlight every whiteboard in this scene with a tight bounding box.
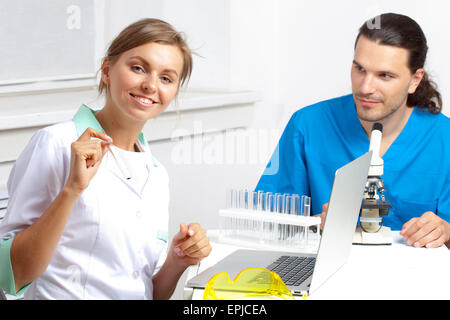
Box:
[0,0,96,84]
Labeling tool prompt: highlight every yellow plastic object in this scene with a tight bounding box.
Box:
[203,267,295,300]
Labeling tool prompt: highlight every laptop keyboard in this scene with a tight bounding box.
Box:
[266,256,316,287]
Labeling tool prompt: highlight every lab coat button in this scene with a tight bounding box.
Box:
[136,211,142,219]
[132,270,140,279]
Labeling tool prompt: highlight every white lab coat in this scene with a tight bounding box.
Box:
[0,108,169,299]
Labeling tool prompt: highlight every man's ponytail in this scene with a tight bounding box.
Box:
[408,72,442,114]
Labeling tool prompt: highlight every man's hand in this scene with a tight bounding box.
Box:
[400,211,450,248]
[316,203,328,230]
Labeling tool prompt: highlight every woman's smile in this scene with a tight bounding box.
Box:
[129,92,158,107]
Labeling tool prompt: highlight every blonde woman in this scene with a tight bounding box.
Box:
[0,18,211,299]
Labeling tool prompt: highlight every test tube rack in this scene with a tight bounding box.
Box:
[219,189,321,252]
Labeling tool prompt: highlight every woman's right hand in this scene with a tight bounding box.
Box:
[65,127,112,195]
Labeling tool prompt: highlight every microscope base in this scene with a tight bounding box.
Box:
[353,225,393,245]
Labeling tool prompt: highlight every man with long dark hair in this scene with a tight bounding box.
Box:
[256,13,450,248]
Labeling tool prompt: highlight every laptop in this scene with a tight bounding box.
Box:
[187,151,372,296]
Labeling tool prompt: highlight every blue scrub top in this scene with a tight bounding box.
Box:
[256,94,450,231]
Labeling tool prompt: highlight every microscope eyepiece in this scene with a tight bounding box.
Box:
[372,123,383,132]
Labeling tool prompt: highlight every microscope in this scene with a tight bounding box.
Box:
[353,123,393,245]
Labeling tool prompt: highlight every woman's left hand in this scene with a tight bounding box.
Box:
[170,223,212,268]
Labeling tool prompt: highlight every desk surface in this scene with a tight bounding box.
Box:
[186,231,450,300]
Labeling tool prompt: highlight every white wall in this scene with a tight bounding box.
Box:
[105,0,233,91]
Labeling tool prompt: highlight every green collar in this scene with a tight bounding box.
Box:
[73,104,147,147]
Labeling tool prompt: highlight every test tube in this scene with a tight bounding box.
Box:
[238,189,247,209]
[260,192,270,242]
[292,195,299,241]
[256,190,264,211]
[257,192,264,211]
[246,191,255,237]
[227,188,238,208]
[266,193,275,242]
[301,195,312,246]
[275,193,284,213]
[290,195,300,245]
[284,195,291,215]
[290,195,300,215]
[251,191,258,210]
[287,194,294,242]
[274,193,283,242]
[283,193,290,214]
[244,189,250,209]
[302,195,311,216]
[283,194,290,243]
[265,193,274,212]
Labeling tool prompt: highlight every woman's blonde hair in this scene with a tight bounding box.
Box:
[98,18,193,95]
